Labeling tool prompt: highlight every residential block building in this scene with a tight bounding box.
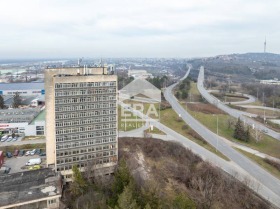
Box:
[45,67,118,182]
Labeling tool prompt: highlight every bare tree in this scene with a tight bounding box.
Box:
[12,92,22,108]
[190,172,215,209]
[227,118,235,130]
[249,128,263,143]
[0,95,5,109]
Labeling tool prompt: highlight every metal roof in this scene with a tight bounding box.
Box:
[0,108,41,123]
[0,168,61,207]
[0,82,44,91]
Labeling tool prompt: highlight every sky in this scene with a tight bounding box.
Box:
[0,0,279,58]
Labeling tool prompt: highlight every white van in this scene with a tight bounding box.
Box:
[26,158,41,166]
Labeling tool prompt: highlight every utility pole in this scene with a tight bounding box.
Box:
[217,115,219,135]
[272,87,275,116]
[273,98,275,116]
[214,114,219,152]
[263,92,266,123]
[216,115,219,152]
[124,109,127,131]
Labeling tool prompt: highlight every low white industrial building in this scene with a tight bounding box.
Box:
[260,79,280,85]
[128,70,153,79]
[0,108,45,136]
[0,82,44,96]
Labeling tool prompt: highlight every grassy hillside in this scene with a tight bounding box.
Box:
[63,137,271,209]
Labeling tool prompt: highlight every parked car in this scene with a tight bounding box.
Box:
[0,166,11,174]
[30,149,36,155]
[12,136,18,141]
[13,149,19,156]
[262,129,268,133]
[6,136,13,142]
[39,152,46,156]
[19,150,25,156]
[0,135,8,142]
[28,165,41,170]
[35,149,41,155]
[6,152,13,158]
[25,151,31,156]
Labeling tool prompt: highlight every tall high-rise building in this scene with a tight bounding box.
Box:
[45,67,118,182]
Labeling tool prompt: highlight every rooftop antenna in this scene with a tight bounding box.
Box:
[264,36,266,53]
[78,57,83,66]
[100,58,103,67]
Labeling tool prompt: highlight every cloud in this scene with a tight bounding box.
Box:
[0,0,279,58]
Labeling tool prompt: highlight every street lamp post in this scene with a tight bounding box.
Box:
[216,115,219,152]
[124,109,127,131]
[213,114,219,152]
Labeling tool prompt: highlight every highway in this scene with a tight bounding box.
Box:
[208,90,257,105]
[238,105,280,113]
[225,93,256,105]
[163,66,280,206]
[197,66,280,141]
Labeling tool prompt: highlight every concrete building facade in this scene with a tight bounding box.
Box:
[45,67,118,181]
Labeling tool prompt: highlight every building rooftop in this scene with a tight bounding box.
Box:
[0,82,44,91]
[0,168,62,207]
[0,108,41,123]
[30,109,46,125]
[46,66,115,78]
[3,95,39,107]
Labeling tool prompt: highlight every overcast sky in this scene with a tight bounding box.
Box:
[0,0,279,58]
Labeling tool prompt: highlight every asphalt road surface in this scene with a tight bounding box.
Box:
[163,66,280,207]
[225,93,256,105]
[238,105,280,112]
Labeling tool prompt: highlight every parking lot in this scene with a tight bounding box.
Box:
[3,155,46,174]
[0,136,45,147]
[0,136,24,145]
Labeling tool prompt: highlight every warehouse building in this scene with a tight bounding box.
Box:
[0,108,45,136]
[0,82,45,96]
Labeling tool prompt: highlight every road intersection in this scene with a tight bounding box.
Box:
[197,66,280,141]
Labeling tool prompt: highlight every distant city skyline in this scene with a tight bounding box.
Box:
[0,0,280,58]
